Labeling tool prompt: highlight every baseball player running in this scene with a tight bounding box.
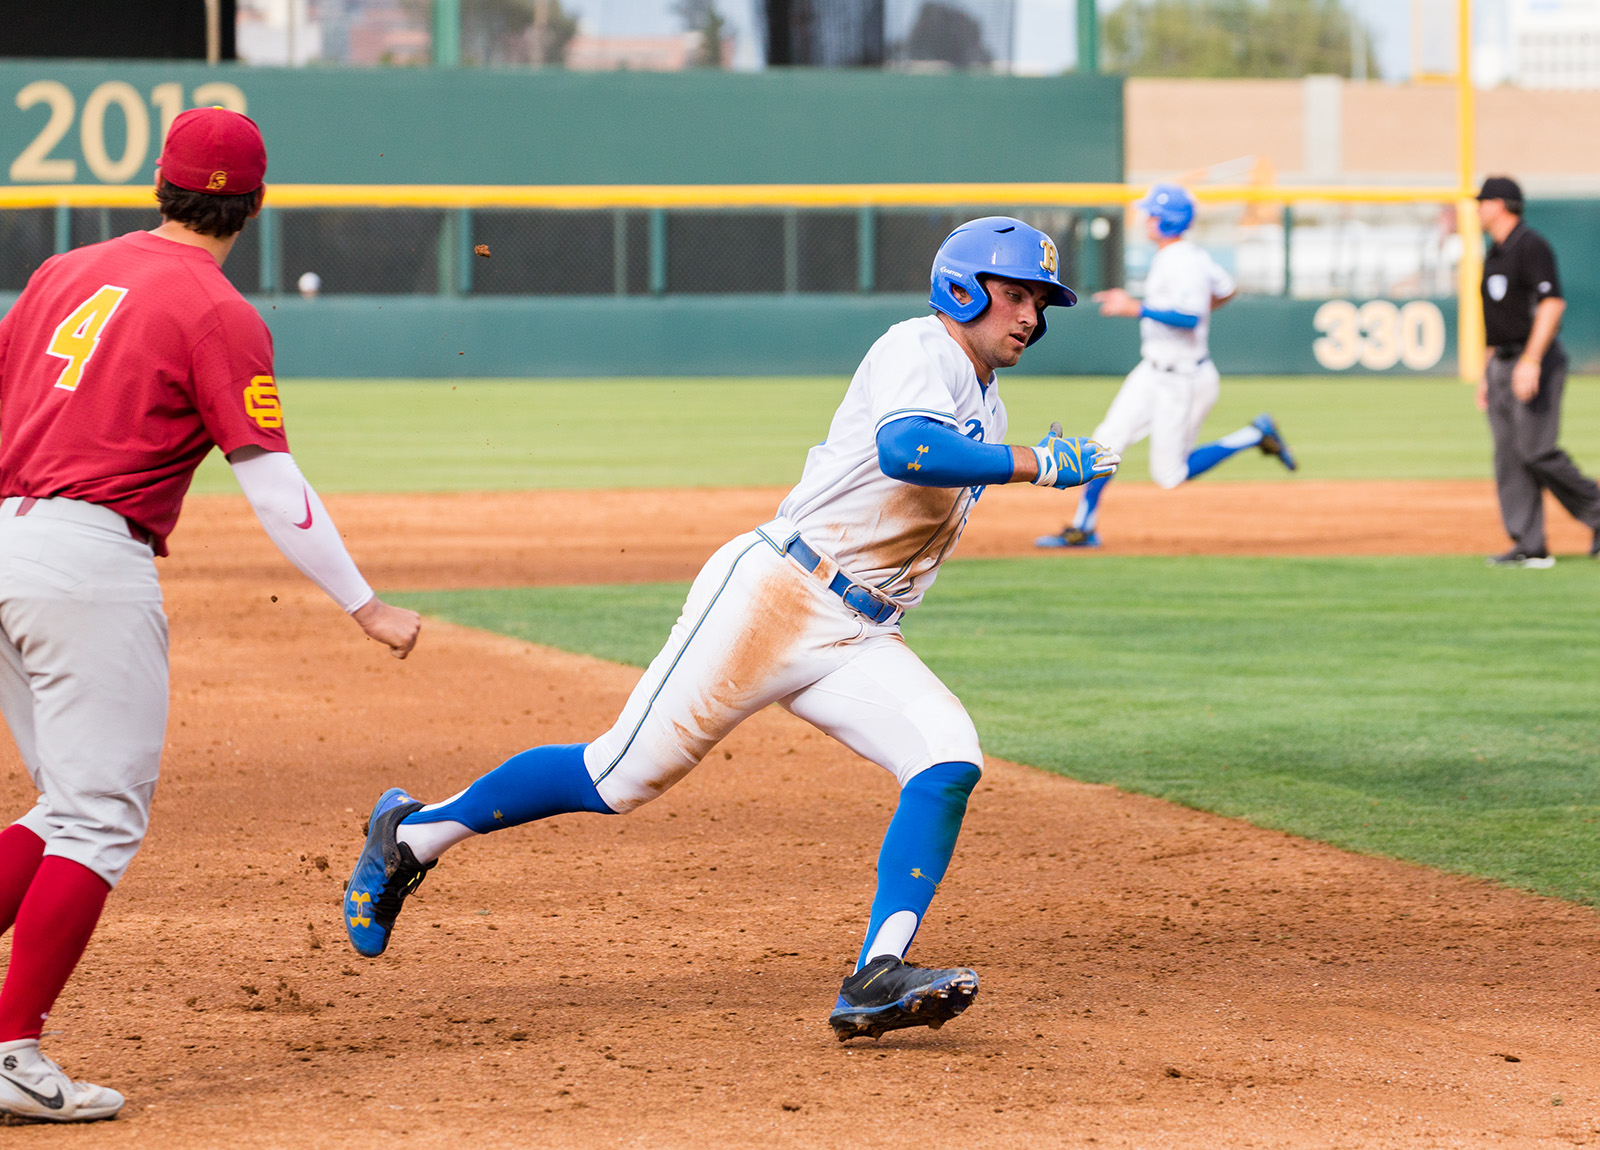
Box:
[0,108,420,1122]
[344,217,1117,1041]
[1036,183,1296,550]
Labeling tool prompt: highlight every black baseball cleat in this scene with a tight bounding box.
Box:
[828,956,979,1042]
[1486,547,1555,569]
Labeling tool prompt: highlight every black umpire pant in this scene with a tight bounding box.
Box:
[1485,343,1600,554]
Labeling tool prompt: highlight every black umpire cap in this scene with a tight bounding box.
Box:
[1476,175,1524,211]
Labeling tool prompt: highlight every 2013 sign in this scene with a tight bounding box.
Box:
[1312,299,1447,372]
[10,79,247,184]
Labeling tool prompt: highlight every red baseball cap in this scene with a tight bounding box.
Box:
[158,107,267,195]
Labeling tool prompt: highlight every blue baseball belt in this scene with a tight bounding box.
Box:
[783,536,900,625]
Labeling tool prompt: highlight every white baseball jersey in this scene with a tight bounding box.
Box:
[776,315,1007,609]
[1138,239,1235,366]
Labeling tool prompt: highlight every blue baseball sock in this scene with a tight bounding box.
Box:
[1185,424,1264,480]
[1071,474,1111,533]
[399,743,614,861]
[855,761,981,971]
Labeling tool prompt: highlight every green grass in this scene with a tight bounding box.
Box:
[394,556,1600,907]
[190,375,1600,494]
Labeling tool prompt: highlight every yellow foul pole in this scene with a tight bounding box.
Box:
[1456,0,1485,382]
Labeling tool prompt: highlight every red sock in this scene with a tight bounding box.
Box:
[0,825,46,937]
[0,857,110,1042]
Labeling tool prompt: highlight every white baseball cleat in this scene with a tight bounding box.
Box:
[0,1039,123,1123]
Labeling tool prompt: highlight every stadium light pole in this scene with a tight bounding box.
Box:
[1456,0,1484,383]
[1077,0,1098,72]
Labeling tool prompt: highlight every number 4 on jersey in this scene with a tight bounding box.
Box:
[46,284,129,392]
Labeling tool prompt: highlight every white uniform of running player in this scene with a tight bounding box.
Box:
[1037,184,1296,550]
[345,217,1119,1042]
[586,315,1002,810]
[1094,239,1235,488]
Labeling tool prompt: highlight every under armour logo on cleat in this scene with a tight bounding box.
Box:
[348,891,373,928]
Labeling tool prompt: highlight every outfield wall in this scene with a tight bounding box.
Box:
[0,62,1123,186]
[100,293,1462,378]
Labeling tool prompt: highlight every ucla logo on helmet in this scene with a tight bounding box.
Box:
[1039,237,1058,276]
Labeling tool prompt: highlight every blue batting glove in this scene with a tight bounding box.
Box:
[1030,425,1120,490]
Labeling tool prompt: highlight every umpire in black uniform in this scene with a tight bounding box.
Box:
[1476,175,1600,567]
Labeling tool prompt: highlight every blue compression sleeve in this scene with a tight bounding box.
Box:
[401,743,616,833]
[1071,473,1111,532]
[876,416,1016,488]
[856,761,981,969]
[1139,305,1200,330]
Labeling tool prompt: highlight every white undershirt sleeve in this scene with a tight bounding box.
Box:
[229,450,375,614]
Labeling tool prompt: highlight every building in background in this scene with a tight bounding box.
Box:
[1509,0,1600,87]
[566,31,733,68]
[237,0,324,64]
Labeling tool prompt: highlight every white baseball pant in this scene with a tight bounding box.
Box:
[1094,359,1221,488]
[0,498,168,887]
[583,519,983,813]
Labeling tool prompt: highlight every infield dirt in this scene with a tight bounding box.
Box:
[7,479,1600,1149]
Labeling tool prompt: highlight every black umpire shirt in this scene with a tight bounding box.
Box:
[1481,221,1563,355]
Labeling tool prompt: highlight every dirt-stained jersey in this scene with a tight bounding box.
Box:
[1139,238,1234,366]
[776,315,1006,609]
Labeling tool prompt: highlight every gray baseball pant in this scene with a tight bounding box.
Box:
[1485,349,1600,555]
[0,498,168,888]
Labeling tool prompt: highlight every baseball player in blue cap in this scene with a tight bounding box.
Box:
[342,217,1117,1041]
[1037,183,1296,549]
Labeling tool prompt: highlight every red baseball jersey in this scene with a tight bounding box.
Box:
[0,230,289,555]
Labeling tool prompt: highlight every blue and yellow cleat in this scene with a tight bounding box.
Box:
[1253,414,1297,472]
[828,956,980,1042]
[344,787,433,958]
[1034,527,1100,549]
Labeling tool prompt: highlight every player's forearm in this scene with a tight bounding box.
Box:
[875,416,1023,487]
[1523,298,1565,363]
[229,450,375,613]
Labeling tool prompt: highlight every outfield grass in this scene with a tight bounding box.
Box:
[190,375,1600,494]
[394,556,1600,907]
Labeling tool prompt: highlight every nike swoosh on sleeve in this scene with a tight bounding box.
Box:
[294,487,313,530]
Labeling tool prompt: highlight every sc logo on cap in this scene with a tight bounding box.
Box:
[206,170,228,191]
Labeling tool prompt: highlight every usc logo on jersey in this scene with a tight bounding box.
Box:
[244,375,283,429]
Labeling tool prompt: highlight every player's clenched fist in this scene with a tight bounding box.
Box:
[1030,422,1120,489]
[352,597,422,659]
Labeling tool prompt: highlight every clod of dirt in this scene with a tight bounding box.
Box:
[1499,1054,1521,1062]
[474,244,492,258]
[781,1102,802,1112]
[1165,1067,1183,1078]
[312,855,329,871]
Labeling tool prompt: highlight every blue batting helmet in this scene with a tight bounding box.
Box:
[1136,183,1196,237]
[929,216,1076,346]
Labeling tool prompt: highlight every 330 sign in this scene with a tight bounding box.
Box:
[1312,299,1447,372]
[10,79,248,184]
